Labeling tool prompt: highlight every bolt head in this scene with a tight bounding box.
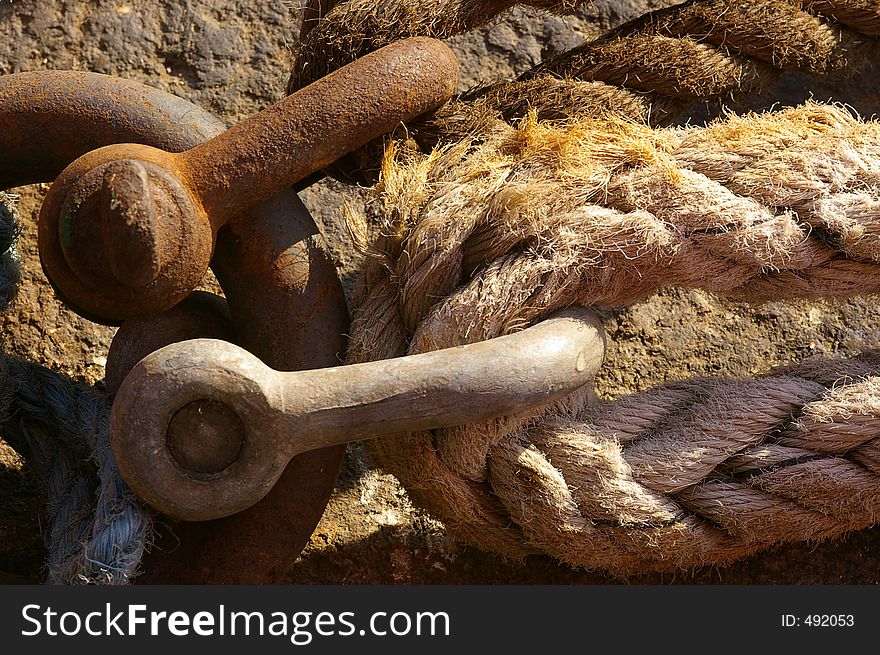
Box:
[38,145,214,324]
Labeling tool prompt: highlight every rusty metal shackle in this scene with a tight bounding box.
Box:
[0,67,350,583]
[111,307,607,521]
[36,37,459,324]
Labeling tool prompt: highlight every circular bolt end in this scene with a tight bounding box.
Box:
[167,399,245,476]
[41,147,215,323]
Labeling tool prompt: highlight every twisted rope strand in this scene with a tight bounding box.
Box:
[0,354,152,584]
[345,101,880,573]
[289,0,585,92]
[0,194,20,311]
[290,0,880,173]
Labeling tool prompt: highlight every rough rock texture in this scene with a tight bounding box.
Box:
[0,0,878,583]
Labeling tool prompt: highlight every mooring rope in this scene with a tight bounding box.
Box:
[0,195,20,311]
[291,0,880,572]
[0,196,151,585]
[291,0,579,89]
[340,102,880,573]
[290,0,880,180]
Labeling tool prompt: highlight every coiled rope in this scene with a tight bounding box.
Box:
[296,0,880,572]
[0,195,20,311]
[345,104,880,573]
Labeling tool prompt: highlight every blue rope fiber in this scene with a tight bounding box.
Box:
[0,196,151,584]
[0,195,20,310]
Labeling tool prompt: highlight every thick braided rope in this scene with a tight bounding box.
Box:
[0,198,151,584]
[290,0,582,91]
[289,0,596,181]
[344,103,880,573]
[290,0,880,154]
[522,0,877,115]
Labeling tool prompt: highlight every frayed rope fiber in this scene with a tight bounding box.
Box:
[290,0,880,182]
[343,102,880,574]
[0,196,150,585]
[292,0,581,90]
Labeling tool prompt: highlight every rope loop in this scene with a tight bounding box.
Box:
[307,0,880,572]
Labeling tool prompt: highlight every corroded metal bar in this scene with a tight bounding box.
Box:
[110,307,607,522]
[35,37,459,323]
[182,37,459,219]
[0,70,226,190]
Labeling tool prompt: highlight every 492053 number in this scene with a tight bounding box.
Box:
[782,614,854,627]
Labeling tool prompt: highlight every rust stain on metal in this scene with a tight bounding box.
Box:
[183,37,460,220]
[1,72,351,584]
[104,194,350,585]
[104,291,234,393]
[38,142,213,325]
[0,70,226,189]
[167,399,246,475]
[32,37,459,324]
[0,70,225,325]
[135,190,349,585]
[99,160,163,288]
